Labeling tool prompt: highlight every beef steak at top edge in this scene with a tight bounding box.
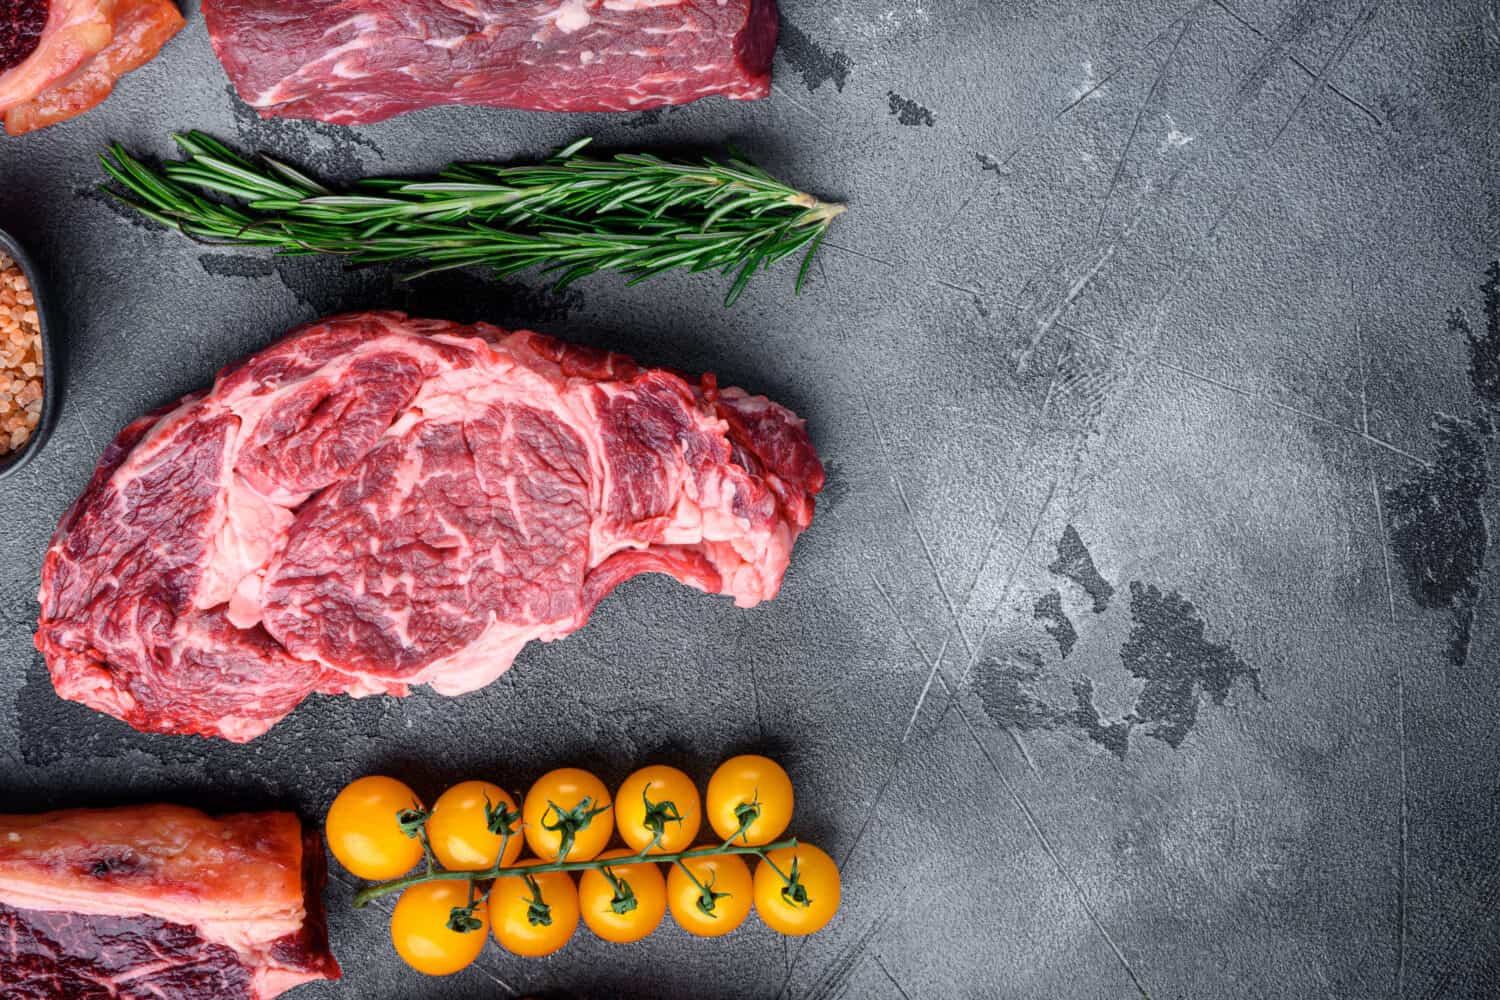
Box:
[35,311,824,741]
[201,0,779,125]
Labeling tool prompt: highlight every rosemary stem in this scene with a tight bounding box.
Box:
[98,133,845,307]
[352,838,799,908]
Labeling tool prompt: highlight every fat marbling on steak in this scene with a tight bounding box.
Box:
[36,312,823,741]
[201,0,778,125]
[0,805,339,999]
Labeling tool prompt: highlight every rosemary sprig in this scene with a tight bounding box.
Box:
[99,133,846,307]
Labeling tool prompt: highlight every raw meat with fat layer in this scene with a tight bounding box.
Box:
[0,804,339,999]
[36,312,823,741]
[0,0,184,135]
[201,0,777,125]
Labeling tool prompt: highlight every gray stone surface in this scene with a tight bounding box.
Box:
[1,1,1498,997]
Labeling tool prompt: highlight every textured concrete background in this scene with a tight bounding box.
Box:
[2,1,1498,998]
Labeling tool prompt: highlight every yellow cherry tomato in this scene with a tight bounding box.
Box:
[427,781,523,872]
[389,881,488,976]
[326,776,425,880]
[666,853,753,937]
[577,849,667,944]
[488,862,580,957]
[706,756,793,846]
[615,765,702,854]
[754,844,841,936]
[522,768,613,861]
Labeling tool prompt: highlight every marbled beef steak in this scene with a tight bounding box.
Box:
[201,0,778,125]
[36,312,823,741]
[0,805,338,999]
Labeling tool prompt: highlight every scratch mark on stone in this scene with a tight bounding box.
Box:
[862,392,986,676]
[802,913,882,1000]
[824,240,900,270]
[870,573,956,747]
[886,91,936,127]
[953,474,1061,693]
[772,81,836,135]
[1204,0,1386,240]
[1056,62,1123,119]
[955,697,1152,999]
[1016,237,1124,374]
[935,276,981,296]
[1098,12,1194,236]
[1092,339,1432,465]
[1212,0,1385,127]
[779,908,890,1000]
[874,954,914,1000]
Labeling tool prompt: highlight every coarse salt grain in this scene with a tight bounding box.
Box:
[0,253,43,455]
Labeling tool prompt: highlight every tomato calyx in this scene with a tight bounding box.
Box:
[484,796,522,838]
[722,792,762,846]
[446,903,485,933]
[778,856,813,910]
[445,881,486,934]
[396,805,431,839]
[522,873,554,927]
[678,863,731,918]
[639,783,685,845]
[600,865,640,915]
[542,796,611,861]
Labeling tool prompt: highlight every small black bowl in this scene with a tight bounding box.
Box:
[0,227,58,481]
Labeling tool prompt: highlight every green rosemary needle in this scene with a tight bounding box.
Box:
[99,132,846,306]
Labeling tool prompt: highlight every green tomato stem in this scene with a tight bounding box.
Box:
[351,838,798,908]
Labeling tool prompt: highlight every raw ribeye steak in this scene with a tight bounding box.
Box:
[201,0,777,125]
[37,311,823,741]
[0,804,339,999]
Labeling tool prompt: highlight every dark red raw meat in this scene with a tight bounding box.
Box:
[0,805,339,1000]
[0,0,47,74]
[36,312,823,741]
[200,0,778,125]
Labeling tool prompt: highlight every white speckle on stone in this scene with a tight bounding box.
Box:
[1161,115,1194,151]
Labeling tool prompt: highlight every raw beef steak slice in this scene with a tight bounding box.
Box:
[202,0,778,125]
[36,312,823,741]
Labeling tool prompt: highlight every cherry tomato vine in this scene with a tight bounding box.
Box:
[326,757,840,975]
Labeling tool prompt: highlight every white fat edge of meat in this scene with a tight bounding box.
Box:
[414,625,542,695]
[0,881,308,958]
